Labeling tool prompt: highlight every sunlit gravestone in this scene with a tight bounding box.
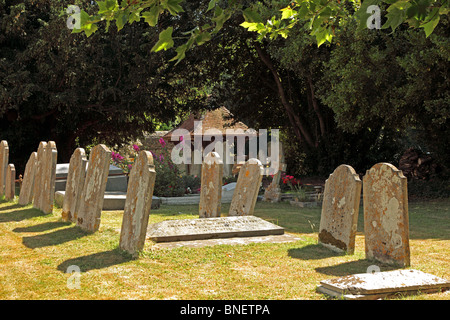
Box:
[199,152,223,218]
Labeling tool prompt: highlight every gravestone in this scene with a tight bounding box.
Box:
[62,148,88,222]
[54,163,127,192]
[32,142,47,210]
[363,163,410,267]
[76,144,111,232]
[317,269,450,300]
[33,141,57,214]
[263,142,286,203]
[5,164,15,201]
[318,164,362,254]
[199,152,223,218]
[147,216,284,243]
[0,140,9,196]
[229,158,263,216]
[119,151,156,256]
[18,152,37,205]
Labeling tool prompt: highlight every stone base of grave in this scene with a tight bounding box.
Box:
[55,191,161,210]
[147,216,284,243]
[317,269,450,300]
[152,233,301,249]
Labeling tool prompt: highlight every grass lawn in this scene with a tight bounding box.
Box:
[0,196,449,300]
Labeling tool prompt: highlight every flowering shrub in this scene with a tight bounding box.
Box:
[110,139,202,197]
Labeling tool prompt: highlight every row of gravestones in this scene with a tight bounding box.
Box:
[318,163,410,267]
[0,140,264,257]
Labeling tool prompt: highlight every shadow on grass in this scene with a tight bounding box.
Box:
[22,226,88,248]
[57,248,133,272]
[314,259,400,277]
[0,206,49,223]
[13,221,72,233]
[288,244,346,260]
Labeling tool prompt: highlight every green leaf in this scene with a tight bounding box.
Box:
[169,44,187,63]
[84,23,98,37]
[240,21,264,32]
[166,0,185,15]
[421,9,440,37]
[382,6,406,32]
[151,27,174,52]
[115,11,128,31]
[280,7,296,20]
[195,31,211,45]
[243,7,263,23]
[142,5,160,27]
[207,0,216,12]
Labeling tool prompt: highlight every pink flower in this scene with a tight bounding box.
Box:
[159,138,166,147]
[127,164,132,170]
[133,144,140,152]
[159,154,164,162]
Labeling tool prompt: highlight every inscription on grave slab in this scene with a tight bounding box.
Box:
[147,216,284,242]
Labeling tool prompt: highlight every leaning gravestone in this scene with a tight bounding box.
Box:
[319,164,362,254]
[229,158,263,216]
[33,141,57,214]
[62,148,88,222]
[0,140,9,196]
[18,152,37,205]
[76,144,111,232]
[119,150,156,256]
[5,164,15,201]
[199,152,223,218]
[363,163,410,267]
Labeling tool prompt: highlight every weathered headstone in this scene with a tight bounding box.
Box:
[32,142,47,210]
[5,164,15,201]
[363,162,410,267]
[229,158,263,216]
[0,140,9,196]
[263,142,285,203]
[62,148,88,222]
[318,164,362,254]
[119,150,156,256]
[18,152,37,205]
[76,144,111,232]
[33,141,57,214]
[199,152,223,218]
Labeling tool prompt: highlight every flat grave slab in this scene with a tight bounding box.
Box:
[317,269,450,300]
[146,216,284,243]
[152,233,301,249]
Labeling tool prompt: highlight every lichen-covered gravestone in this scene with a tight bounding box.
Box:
[199,152,223,218]
[119,151,156,256]
[0,140,9,197]
[18,152,37,205]
[62,148,88,222]
[229,158,263,216]
[363,163,410,267]
[33,141,57,214]
[319,164,362,254]
[5,164,15,201]
[32,142,47,210]
[76,144,111,232]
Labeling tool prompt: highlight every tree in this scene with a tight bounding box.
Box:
[72,0,449,63]
[0,0,210,172]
